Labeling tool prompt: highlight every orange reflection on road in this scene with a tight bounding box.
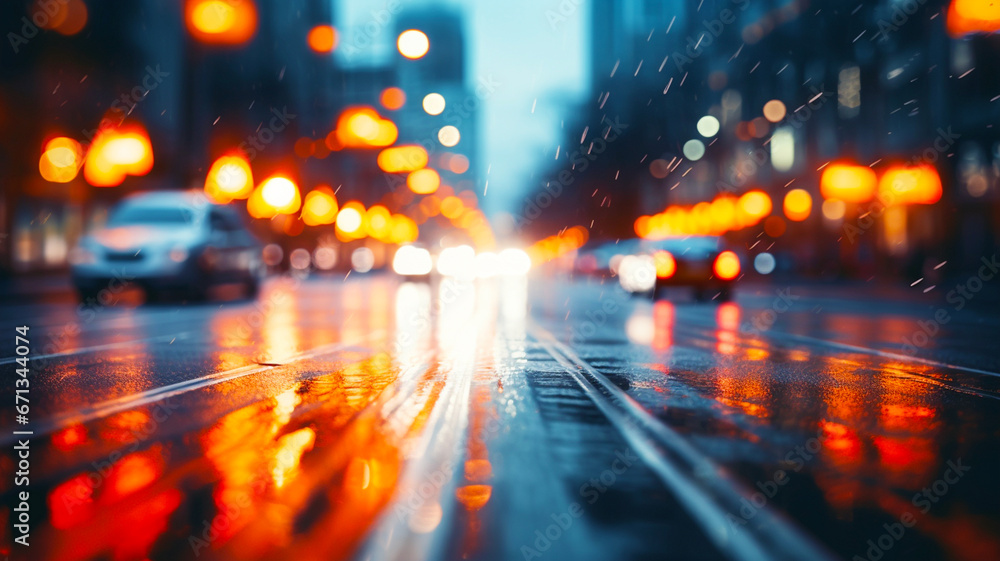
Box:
[44,446,177,561]
[715,302,740,355]
[652,300,674,350]
[272,427,315,488]
[51,423,88,450]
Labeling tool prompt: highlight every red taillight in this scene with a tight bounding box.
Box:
[653,251,676,279]
[713,251,740,280]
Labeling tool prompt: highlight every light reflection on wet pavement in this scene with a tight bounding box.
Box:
[1,275,999,561]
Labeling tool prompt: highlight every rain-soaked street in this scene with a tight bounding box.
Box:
[2,274,999,561]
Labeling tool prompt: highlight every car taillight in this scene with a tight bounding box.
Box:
[713,251,740,280]
[653,251,676,279]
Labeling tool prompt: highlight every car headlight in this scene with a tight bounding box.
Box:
[168,246,190,263]
[68,247,97,265]
[393,246,432,276]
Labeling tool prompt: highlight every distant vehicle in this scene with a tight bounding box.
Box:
[617,236,741,301]
[69,191,263,301]
[391,244,433,280]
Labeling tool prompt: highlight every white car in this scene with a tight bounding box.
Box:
[70,191,263,301]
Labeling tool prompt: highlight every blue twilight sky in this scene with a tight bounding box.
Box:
[336,0,590,217]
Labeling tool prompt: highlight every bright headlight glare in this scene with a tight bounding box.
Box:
[393,246,433,276]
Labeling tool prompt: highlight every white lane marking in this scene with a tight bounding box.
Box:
[32,332,385,438]
[359,330,477,561]
[0,332,195,365]
[532,324,838,561]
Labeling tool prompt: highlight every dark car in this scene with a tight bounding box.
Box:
[617,236,742,301]
[69,191,263,301]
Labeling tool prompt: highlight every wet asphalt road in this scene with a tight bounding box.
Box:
[1,273,999,561]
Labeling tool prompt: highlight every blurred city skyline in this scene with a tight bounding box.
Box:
[337,0,590,216]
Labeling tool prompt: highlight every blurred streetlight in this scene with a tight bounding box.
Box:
[696,116,720,137]
[422,93,446,116]
[301,187,338,226]
[336,203,364,237]
[380,87,406,110]
[307,25,338,53]
[84,126,154,187]
[39,137,83,183]
[820,163,877,203]
[737,190,772,226]
[377,146,428,173]
[947,0,1000,36]
[437,126,461,147]
[407,169,441,195]
[762,100,787,123]
[204,153,253,203]
[248,176,300,218]
[335,107,398,148]
[185,0,257,45]
[878,165,942,205]
[397,29,430,59]
[783,189,812,221]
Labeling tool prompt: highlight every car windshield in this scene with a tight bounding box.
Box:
[108,206,195,227]
[642,237,719,254]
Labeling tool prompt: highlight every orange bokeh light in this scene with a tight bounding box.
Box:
[307,24,337,53]
[185,0,257,45]
[737,190,773,226]
[377,145,428,173]
[335,107,398,148]
[447,154,470,174]
[301,186,339,226]
[204,152,254,203]
[247,175,300,218]
[783,189,812,221]
[879,165,942,205]
[84,125,154,187]
[947,0,1000,36]
[380,87,406,110]
[407,168,441,195]
[39,136,83,183]
[821,163,877,203]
